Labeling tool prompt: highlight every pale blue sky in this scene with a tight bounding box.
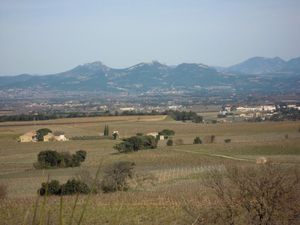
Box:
[0,0,299,75]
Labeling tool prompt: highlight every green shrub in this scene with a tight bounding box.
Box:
[101,161,135,193]
[193,137,202,144]
[167,139,173,146]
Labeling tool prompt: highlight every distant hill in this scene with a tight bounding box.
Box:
[0,57,299,96]
[227,56,300,74]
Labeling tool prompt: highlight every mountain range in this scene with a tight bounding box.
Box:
[0,56,299,96]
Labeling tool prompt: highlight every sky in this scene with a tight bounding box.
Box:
[0,0,299,75]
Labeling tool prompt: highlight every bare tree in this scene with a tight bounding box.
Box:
[188,164,300,225]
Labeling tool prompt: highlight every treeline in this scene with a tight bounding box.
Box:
[0,112,110,122]
[0,110,204,123]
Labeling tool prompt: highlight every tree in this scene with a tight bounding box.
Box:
[193,137,202,144]
[101,161,135,192]
[159,129,175,138]
[36,150,63,168]
[103,125,109,136]
[36,128,52,141]
[114,135,157,153]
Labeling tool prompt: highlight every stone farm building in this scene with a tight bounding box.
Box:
[19,131,37,142]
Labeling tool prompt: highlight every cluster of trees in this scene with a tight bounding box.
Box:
[38,161,136,196]
[166,110,203,123]
[39,179,90,196]
[114,135,157,153]
[34,150,87,169]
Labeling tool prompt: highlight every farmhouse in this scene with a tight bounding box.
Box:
[43,133,55,142]
[19,131,37,142]
[146,132,159,138]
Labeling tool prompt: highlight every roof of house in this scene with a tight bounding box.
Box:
[20,131,36,137]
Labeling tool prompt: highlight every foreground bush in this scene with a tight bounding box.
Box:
[38,179,90,196]
[187,164,300,225]
[114,135,157,153]
[101,161,135,192]
[34,150,87,169]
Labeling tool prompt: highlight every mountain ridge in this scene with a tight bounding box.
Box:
[0,57,299,95]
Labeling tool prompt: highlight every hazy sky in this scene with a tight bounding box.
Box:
[0,0,299,75]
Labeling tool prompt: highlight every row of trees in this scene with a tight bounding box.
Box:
[34,150,87,169]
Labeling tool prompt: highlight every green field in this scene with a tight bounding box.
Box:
[0,115,299,224]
